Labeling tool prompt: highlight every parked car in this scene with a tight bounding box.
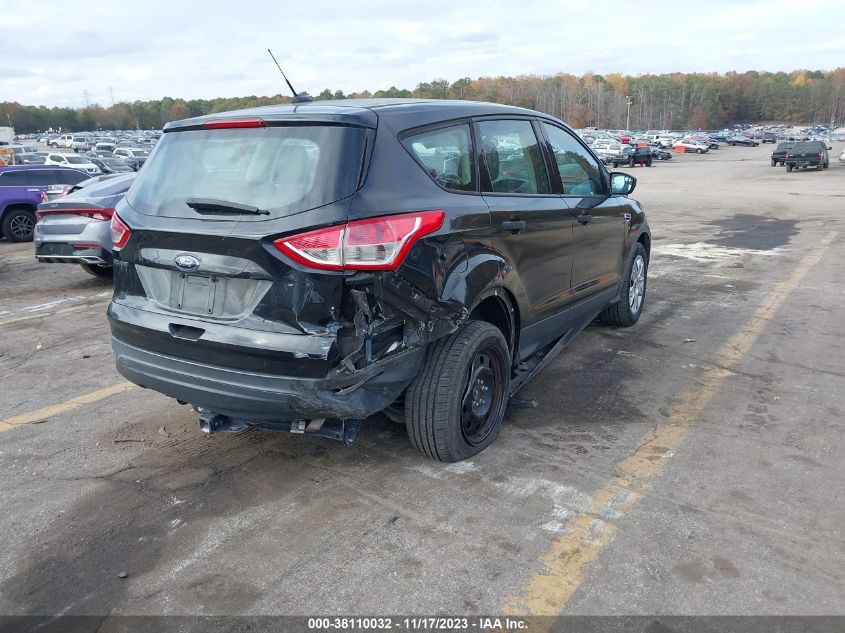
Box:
[784,141,829,172]
[90,156,134,174]
[839,148,845,163]
[95,142,117,152]
[673,139,709,153]
[727,136,759,147]
[113,147,151,160]
[107,100,651,461]
[71,136,91,152]
[771,142,794,167]
[42,172,118,202]
[50,134,75,148]
[120,155,148,171]
[35,173,135,277]
[0,165,90,241]
[650,147,673,161]
[45,152,101,175]
[612,146,652,167]
[761,132,777,143]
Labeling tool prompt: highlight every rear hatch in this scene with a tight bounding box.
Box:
[110,118,373,377]
[790,142,823,163]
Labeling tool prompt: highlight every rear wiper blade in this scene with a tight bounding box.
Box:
[186,198,269,215]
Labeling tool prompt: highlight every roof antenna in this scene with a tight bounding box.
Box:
[267,48,313,103]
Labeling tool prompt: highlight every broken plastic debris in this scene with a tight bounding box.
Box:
[117,571,128,579]
[683,338,696,343]
[157,426,170,437]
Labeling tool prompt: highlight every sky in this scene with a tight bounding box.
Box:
[2,0,845,108]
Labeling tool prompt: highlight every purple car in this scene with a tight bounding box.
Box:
[0,165,90,241]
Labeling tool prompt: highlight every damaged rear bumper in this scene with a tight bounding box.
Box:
[112,336,425,422]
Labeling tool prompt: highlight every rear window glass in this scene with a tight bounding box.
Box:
[404,124,475,192]
[126,125,368,220]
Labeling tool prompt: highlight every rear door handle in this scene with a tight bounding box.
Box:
[502,220,526,235]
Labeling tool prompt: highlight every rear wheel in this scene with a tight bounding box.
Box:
[406,320,510,462]
[771,159,776,167]
[1,208,36,242]
[786,164,794,172]
[599,242,647,327]
[823,162,829,169]
[80,263,113,278]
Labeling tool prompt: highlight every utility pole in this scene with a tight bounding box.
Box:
[625,95,633,131]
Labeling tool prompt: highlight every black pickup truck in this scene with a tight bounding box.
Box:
[771,142,793,167]
[785,141,829,171]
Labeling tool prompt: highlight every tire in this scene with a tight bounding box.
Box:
[823,162,829,169]
[786,164,793,172]
[771,159,776,167]
[405,320,510,462]
[80,263,113,278]
[599,242,648,327]
[646,159,653,167]
[1,208,36,242]
[696,148,703,154]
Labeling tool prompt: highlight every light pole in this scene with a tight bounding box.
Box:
[625,95,633,131]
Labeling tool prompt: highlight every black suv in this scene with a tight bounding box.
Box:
[784,141,829,171]
[108,100,650,461]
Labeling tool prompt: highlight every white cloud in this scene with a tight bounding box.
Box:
[2,0,844,107]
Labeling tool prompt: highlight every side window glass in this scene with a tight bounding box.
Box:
[542,123,605,196]
[27,170,58,186]
[0,171,28,186]
[477,120,550,194]
[405,124,475,192]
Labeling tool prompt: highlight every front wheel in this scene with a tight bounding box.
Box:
[599,242,648,327]
[696,148,703,154]
[405,320,510,462]
[1,208,36,242]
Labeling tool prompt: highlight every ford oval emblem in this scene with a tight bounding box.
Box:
[174,254,200,271]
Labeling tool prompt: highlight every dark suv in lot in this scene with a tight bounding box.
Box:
[784,141,829,171]
[108,99,650,461]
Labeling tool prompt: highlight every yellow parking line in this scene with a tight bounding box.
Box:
[504,230,839,621]
[0,383,137,433]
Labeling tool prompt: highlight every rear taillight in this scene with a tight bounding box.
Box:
[819,151,824,158]
[35,207,114,221]
[274,211,445,271]
[110,214,131,249]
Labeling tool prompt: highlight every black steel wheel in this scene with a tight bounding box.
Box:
[460,345,506,446]
[406,320,510,461]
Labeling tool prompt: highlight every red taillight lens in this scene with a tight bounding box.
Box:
[35,207,114,221]
[110,214,131,249]
[274,211,445,271]
[202,118,267,130]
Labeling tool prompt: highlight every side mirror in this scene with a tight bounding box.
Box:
[610,172,636,196]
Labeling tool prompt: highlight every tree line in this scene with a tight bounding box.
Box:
[4,69,845,134]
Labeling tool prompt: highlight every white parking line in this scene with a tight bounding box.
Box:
[0,292,112,326]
